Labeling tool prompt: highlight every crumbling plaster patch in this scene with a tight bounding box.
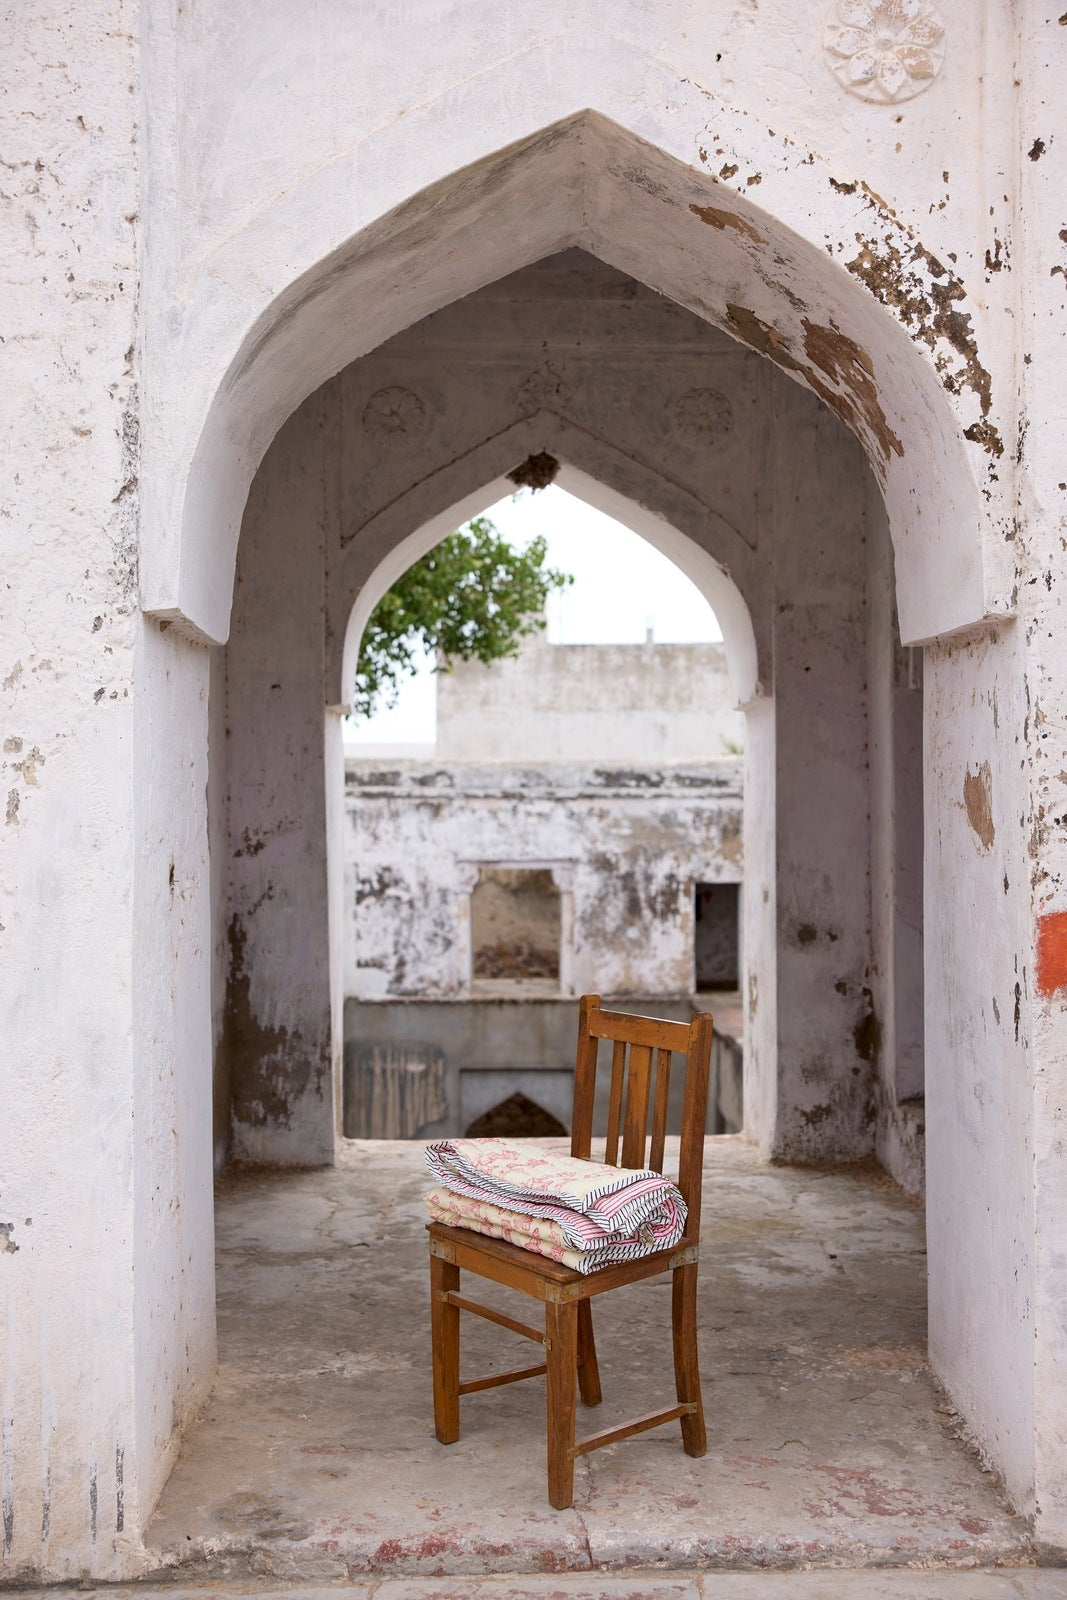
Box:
[344,763,742,1001]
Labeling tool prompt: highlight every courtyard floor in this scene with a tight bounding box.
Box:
[143,1137,1037,1584]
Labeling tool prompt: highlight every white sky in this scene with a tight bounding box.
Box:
[346,486,722,745]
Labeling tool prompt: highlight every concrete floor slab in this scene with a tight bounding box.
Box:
[144,1139,1033,1582]
[15,1575,1067,1599]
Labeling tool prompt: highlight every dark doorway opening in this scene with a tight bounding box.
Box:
[695,881,740,991]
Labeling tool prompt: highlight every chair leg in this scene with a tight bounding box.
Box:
[576,1298,602,1407]
[545,1299,578,1508]
[430,1252,461,1444]
[672,1263,707,1458]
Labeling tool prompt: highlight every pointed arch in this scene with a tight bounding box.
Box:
[145,101,1009,652]
[340,464,760,715]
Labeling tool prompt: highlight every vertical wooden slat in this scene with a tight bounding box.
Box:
[621,1042,653,1168]
[649,1047,672,1172]
[677,1011,714,1233]
[604,1039,626,1164]
[571,993,601,1159]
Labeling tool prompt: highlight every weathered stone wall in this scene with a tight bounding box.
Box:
[344,761,743,1000]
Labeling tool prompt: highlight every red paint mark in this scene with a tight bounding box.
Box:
[1037,911,1067,996]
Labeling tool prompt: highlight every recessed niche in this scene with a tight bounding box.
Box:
[471,867,561,983]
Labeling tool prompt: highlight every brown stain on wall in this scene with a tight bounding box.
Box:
[224,913,328,1134]
[964,762,995,850]
[853,986,882,1066]
[845,235,1002,457]
[689,202,764,244]
[725,303,902,471]
[802,319,904,463]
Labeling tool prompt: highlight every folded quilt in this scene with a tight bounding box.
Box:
[424,1137,686,1272]
[426,1185,601,1272]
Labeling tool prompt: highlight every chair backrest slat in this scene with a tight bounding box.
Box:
[648,1047,672,1172]
[604,1039,626,1165]
[571,994,714,1239]
[621,1042,653,1168]
[587,1008,688,1052]
[569,1003,600,1161]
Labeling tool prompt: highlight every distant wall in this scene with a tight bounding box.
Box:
[436,632,745,762]
[344,760,743,1000]
[343,995,742,1140]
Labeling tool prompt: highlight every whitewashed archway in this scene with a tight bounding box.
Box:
[146,107,1008,654]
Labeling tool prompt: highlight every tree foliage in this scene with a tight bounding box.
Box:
[353,515,573,718]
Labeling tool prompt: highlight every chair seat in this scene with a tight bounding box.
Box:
[427,1218,698,1300]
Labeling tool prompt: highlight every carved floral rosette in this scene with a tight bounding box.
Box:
[824,0,945,104]
[361,385,427,443]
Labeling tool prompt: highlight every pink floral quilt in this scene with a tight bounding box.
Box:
[424,1137,686,1274]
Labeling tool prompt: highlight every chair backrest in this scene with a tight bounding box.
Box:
[570,993,714,1239]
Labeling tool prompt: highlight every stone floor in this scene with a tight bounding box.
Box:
[143,1138,1038,1584]
[20,1578,1067,1600]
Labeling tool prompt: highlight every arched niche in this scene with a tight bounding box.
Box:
[149,108,1007,655]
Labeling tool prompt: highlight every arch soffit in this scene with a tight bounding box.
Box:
[156,61,1009,649]
[338,458,761,717]
[332,407,763,692]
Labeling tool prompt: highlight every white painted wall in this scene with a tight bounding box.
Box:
[924,624,1035,1518]
[1,2,213,1576]
[435,633,745,764]
[867,478,926,1197]
[139,5,1017,649]
[1015,6,1067,1552]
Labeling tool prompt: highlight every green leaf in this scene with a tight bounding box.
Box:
[353,516,573,718]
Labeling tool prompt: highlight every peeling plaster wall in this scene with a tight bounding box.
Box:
[222,396,336,1167]
[9,0,1065,1577]
[924,625,1034,1519]
[141,3,1017,646]
[208,645,230,1174]
[344,762,742,1001]
[0,1,213,1579]
[770,396,875,1161]
[131,624,216,1542]
[1016,5,1067,1550]
[741,697,777,1155]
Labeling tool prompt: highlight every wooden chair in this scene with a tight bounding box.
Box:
[428,992,714,1508]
